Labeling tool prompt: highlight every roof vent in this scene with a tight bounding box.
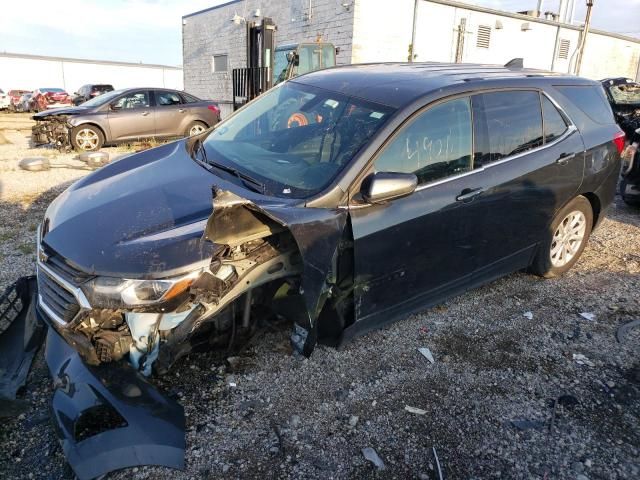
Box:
[521,22,532,31]
[477,26,491,49]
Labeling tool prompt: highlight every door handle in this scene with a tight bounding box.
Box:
[456,187,484,203]
[141,111,150,116]
[178,108,186,113]
[556,153,575,165]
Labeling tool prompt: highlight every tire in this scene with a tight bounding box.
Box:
[530,195,593,278]
[70,125,104,152]
[185,120,207,137]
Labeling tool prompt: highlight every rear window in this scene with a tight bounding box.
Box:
[472,90,543,166]
[92,85,114,93]
[554,85,614,124]
[181,93,200,103]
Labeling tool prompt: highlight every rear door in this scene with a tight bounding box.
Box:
[107,90,155,140]
[469,89,585,279]
[153,90,188,137]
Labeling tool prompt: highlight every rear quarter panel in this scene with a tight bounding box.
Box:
[549,85,622,221]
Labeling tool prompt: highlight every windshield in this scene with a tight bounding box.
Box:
[80,89,124,107]
[608,81,640,105]
[202,82,395,198]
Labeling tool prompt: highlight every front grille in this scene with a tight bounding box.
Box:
[38,267,81,323]
[40,244,91,285]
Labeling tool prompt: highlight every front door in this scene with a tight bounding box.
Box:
[350,96,488,326]
[107,90,154,141]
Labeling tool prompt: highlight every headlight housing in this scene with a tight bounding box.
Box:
[81,270,201,308]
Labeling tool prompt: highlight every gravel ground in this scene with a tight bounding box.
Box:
[0,112,638,479]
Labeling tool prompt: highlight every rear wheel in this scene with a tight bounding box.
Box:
[71,125,104,151]
[185,120,207,137]
[530,196,593,278]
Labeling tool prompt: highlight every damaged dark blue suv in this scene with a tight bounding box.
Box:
[35,63,623,478]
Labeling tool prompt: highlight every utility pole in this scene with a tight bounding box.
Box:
[575,0,594,75]
[536,0,544,17]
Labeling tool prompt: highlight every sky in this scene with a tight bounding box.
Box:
[0,0,639,66]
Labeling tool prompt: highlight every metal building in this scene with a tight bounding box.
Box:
[183,0,640,116]
[0,52,183,94]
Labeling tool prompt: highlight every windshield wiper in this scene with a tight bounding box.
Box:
[192,141,266,194]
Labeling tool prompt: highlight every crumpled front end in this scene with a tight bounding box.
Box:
[32,115,72,151]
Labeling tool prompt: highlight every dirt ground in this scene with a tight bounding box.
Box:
[0,112,638,479]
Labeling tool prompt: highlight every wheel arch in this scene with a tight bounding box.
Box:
[581,192,602,231]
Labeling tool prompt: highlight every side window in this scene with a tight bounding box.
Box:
[472,91,543,166]
[375,97,473,185]
[156,91,183,106]
[554,85,614,125]
[112,91,150,110]
[542,95,568,143]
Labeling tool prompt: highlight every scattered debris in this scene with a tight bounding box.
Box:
[362,447,385,470]
[573,354,595,367]
[579,312,596,321]
[0,277,45,401]
[45,328,185,479]
[19,156,50,171]
[432,447,444,480]
[405,405,427,415]
[79,150,110,167]
[418,347,435,364]
[616,319,640,343]
[523,311,533,320]
[348,415,359,427]
[510,419,545,431]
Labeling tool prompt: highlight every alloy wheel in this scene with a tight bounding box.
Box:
[550,210,587,267]
[189,124,206,136]
[75,129,99,150]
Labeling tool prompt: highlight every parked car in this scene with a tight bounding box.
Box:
[73,84,114,105]
[36,62,623,386]
[7,89,30,111]
[30,88,73,112]
[32,87,221,151]
[601,77,640,206]
[0,89,9,110]
[16,92,33,112]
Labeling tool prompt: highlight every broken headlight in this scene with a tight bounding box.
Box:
[81,271,201,308]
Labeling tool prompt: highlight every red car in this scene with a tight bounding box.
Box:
[7,89,30,111]
[30,88,73,112]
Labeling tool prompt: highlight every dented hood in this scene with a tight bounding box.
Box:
[33,106,90,118]
[42,140,218,278]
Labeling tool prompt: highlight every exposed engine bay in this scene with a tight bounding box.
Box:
[31,115,72,151]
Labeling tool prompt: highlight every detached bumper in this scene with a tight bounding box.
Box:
[43,314,185,479]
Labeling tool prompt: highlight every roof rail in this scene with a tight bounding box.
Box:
[504,58,524,69]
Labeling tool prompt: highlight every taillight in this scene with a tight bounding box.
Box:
[613,131,626,155]
[207,104,219,114]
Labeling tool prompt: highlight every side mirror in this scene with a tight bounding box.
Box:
[360,171,417,204]
[109,103,121,111]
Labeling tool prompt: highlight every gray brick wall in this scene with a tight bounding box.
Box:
[182,0,355,115]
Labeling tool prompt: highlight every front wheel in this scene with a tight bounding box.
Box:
[530,196,593,278]
[71,125,104,151]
